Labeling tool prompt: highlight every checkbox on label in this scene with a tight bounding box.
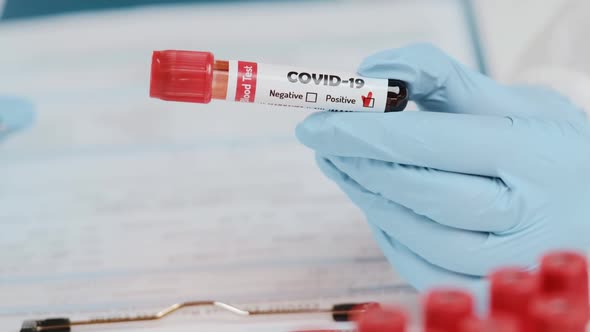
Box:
[364,98,375,108]
[306,92,318,103]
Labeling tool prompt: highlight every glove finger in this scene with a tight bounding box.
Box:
[298,111,516,177]
[368,223,490,313]
[318,154,550,276]
[357,43,561,119]
[316,155,492,276]
[327,156,516,233]
[368,222,481,290]
[0,97,35,140]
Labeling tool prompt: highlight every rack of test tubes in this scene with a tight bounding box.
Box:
[321,250,590,332]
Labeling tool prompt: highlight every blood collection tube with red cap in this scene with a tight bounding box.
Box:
[490,267,539,332]
[529,295,588,332]
[353,305,408,332]
[423,289,474,332]
[149,50,409,113]
[539,251,589,312]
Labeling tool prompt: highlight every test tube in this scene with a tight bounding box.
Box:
[423,289,474,332]
[458,316,520,332]
[354,306,407,332]
[529,295,588,332]
[539,251,589,314]
[150,50,409,113]
[490,267,539,332]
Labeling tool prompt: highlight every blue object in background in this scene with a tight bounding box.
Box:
[0,97,35,141]
[460,0,488,75]
[1,0,292,20]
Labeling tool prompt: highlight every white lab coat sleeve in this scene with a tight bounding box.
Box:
[511,0,590,116]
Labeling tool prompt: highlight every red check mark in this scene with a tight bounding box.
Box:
[362,92,373,107]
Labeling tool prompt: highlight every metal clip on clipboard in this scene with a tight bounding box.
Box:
[20,301,378,331]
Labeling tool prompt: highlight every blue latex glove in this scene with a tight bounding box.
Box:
[0,96,34,141]
[296,44,590,296]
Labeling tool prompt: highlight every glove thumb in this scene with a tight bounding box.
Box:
[357,43,538,117]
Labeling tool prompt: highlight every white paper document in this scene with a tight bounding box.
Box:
[0,0,478,330]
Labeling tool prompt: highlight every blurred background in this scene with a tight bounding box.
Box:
[1,0,236,19]
[0,0,569,77]
[0,0,572,331]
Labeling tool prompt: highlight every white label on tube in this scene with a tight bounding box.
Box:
[228,61,389,112]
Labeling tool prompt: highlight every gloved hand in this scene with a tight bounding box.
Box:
[296,44,590,296]
[0,96,34,141]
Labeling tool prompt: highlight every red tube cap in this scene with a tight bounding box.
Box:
[355,306,407,332]
[424,289,474,332]
[529,295,588,332]
[540,251,589,309]
[490,267,539,331]
[459,316,520,332]
[150,50,214,103]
